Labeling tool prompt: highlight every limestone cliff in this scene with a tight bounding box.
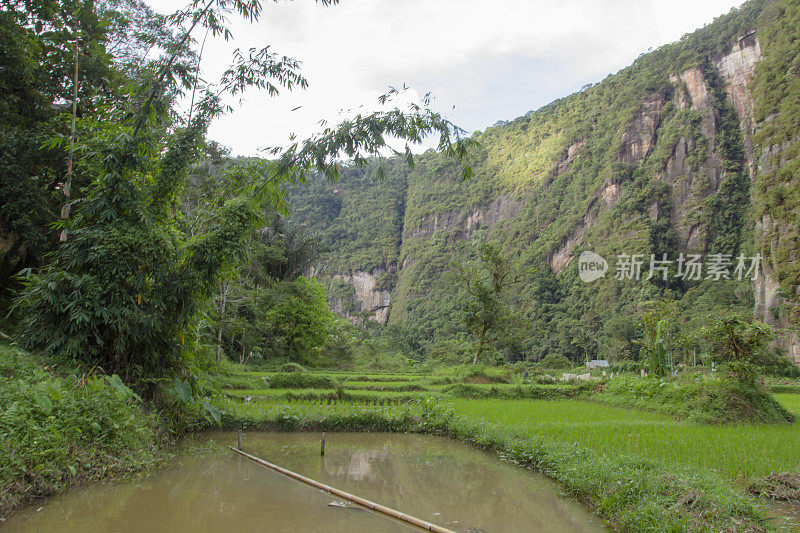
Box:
[294,0,800,361]
[329,269,392,324]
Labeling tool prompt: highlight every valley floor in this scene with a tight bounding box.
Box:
[6,356,800,531]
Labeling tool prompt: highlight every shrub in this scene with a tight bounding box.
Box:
[607,360,642,373]
[702,315,774,368]
[0,343,163,517]
[434,364,511,383]
[538,353,572,370]
[278,362,308,373]
[442,382,589,399]
[206,373,265,390]
[598,372,793,424]
[759,350,800,378]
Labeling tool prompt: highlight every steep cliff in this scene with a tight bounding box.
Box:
[749,0,800,360]
[292,0,800,361]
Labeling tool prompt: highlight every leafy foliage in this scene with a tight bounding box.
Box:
[451,241,523,364]
[0,343,162,517]
[7,0,471,386]
[599,371,792,424]
[752,0,800,326]
[702,314,775,384]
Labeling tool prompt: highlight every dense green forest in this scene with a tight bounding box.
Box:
[287,0,800,368]
[0,0,472,384]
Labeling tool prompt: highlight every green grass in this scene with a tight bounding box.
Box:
[220,371,586,400]
[443,382,588,399]
[225,387,336,397]
[238,370,424,382]
[775,393,800,414]
[595,374,794,424]
[224,387,442,402]
[340,380,433,391]
[213,369,800,529]
[218,370,800,485]
[450,397,800,484]
[216,396,425,423]
[337,373,425,382]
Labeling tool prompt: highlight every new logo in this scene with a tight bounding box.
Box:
[578,251,608,282]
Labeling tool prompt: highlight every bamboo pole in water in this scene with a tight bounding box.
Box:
[228,446,455,533]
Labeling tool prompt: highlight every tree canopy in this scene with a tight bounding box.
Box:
[5,0,471,388]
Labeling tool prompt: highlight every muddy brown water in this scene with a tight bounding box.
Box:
[3,432,608,532]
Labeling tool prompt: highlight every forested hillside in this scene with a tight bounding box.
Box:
[290,0,800,364]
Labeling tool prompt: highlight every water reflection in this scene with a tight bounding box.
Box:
[3,432,607,533]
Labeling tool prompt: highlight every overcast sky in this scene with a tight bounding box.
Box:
[148,0,744,156]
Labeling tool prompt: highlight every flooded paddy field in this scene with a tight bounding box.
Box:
[3,432,606,532]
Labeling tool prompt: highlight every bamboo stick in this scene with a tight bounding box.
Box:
[228,446,455,533]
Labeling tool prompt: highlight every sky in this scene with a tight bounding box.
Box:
[147,0,745,156]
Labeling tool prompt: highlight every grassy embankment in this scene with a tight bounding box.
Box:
[0,343,168,520]
[218,365,792,423]
[451,396,800,485]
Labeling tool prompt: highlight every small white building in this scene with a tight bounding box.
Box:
[586,359,609,369]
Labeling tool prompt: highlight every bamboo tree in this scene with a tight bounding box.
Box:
[59,14,80,242]
[15,0,473,391]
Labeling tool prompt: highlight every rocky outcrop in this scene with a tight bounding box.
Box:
[659,132,710,253]
[600,182,620,209]
[548,212,596,275]
[680,67,714,113]
[404,195,523,241]
[547,180,620,275]
[330,269,392,324]
[714,31,761,180]
[658,62,735,254]
[618,95,663,164]
[753,254,800,363]
[754,214,800,361]
[709,34,799,361]
[330,194,523,324]
[309,27,800,364]
[552,140,585,178]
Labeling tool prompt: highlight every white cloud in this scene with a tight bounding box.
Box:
[148,0,744,156]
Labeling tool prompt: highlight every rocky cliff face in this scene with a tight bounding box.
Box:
[404,195,523,242]
[712,33,800,362]
[300,0,799,361]
[329,269,392,324]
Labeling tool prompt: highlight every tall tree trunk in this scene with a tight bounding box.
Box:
[473,327,487,364]
[187,27,209,124]
[216,281,228,362]
[60,25,79,242]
